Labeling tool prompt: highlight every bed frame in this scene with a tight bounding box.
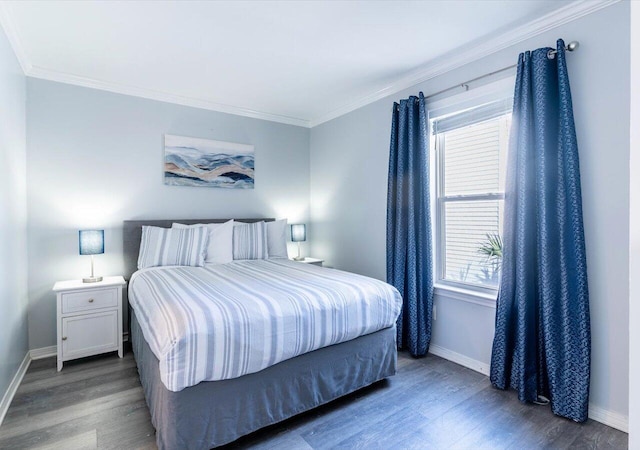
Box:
[123,219,398,450]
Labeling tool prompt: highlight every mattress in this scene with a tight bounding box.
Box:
[128,259,402,391]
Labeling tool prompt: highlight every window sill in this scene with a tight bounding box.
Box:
[433,283,497,308]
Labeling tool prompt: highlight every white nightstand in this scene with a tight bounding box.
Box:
[296,257,324,267]
[53,276,126,371]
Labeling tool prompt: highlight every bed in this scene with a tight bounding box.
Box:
[123,219,401,450]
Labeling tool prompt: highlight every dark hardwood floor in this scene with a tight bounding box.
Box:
[0,346,628,449]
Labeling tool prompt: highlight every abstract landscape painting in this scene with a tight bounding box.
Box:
[164,134,255,188]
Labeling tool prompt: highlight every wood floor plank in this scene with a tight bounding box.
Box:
[32,429,98,450]
[448,388,541,449]
[18,357,137,394]
[411,366,491,421]
[569,419,630,449]
[0,350,628,449]
[0,387,143,441]
[27,358,57,372]
[0,394,149,449]
[331,384,506,449]
[244,432,314,450]
[96,399,156,450]
[298,356,446,447]
[24,353,118,380]
[7,367,141,415]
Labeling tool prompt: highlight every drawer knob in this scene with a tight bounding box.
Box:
[62,336,67,341]
[88,298,94,303]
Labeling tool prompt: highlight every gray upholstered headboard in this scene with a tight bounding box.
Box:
[122,218,274,280]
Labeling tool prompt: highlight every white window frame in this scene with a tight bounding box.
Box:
[434,131,506,295]
[427,76,515,302]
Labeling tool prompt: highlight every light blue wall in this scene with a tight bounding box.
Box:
[0,27,28,399]
[310,3,630,421]
[26,79,310,349]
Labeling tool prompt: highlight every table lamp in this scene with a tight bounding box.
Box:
[290,224,306,261]
[79,230,104,283]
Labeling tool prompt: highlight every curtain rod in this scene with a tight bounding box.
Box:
[399,40,580,106]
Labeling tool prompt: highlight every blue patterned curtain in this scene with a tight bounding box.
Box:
[387,92,433,357]
[490,39,591,422]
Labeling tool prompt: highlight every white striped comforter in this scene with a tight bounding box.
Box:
[129,259,402,392]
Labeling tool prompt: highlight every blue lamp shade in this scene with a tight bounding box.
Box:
[290,224,306,242]
[79,230,104,255]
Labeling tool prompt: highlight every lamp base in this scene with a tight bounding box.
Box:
[293,256,305,261]
[83,276,103,283]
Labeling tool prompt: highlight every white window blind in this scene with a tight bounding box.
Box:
[434,100,511,291]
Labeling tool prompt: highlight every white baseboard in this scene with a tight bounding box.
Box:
[429,343,490,376]
[0,352,30,426]
[428,344,629,433]
[588,403,629,433]
[29,345,57,360]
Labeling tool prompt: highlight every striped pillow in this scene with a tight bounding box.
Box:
[233,221,268,260]
[137,226,208,269]
[172,220,234,265]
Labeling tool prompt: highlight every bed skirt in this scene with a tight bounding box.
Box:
[131,309,397,449]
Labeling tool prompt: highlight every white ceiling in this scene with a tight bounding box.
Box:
[0,1,610,127]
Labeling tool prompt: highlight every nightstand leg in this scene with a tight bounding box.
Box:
[57,359,63,372]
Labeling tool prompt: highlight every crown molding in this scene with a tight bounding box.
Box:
[308,0,620,127]
[0,0,618,129]
[0,0,310,128]
[1,0,309,128]
[26,65,311,127]
[0,1,32,73]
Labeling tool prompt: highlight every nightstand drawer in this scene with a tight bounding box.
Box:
[61,288,117,314]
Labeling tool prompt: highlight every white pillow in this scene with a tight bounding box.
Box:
[137,226,208,269]
[266,219,288,259]
[233,221,268,260]
[172,220,234,265]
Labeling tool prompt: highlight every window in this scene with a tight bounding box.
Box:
[432,100,511,292]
